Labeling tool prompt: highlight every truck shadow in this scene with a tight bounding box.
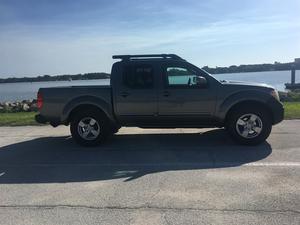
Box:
[0,129,272,184]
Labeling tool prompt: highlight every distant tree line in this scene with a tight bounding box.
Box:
[1,61,300,83]
[0,72,110,84]
[167,68,191,76]
[202,61,300,74]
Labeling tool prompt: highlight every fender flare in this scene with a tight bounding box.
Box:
[61,95,116,124]
[217,90,271,121]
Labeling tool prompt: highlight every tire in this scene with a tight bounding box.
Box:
[226,106,272,145]
[70,109,110,147]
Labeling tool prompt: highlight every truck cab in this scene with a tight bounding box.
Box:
[111,54,220,127]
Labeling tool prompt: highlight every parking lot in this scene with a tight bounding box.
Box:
[0,120,299,225]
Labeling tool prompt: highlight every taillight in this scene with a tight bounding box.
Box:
[37,92,43,109]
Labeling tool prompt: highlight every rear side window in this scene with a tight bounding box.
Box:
[123,64,154,89]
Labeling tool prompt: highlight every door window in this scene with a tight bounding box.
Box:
[166,67,199,87]
[123,65,154,89]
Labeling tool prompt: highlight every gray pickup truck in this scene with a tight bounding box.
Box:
[36,54,284,146]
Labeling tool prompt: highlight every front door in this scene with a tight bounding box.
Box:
[158,63,217,125]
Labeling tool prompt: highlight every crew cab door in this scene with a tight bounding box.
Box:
[158,62,217,124]
[113,63,158,124]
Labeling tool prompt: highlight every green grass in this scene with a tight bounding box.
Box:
[0,112,40,126]
[283,102,300,119]
[0,103,299,126]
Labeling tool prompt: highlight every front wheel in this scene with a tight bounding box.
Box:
[226,107,272,145]
[70,110,109,146]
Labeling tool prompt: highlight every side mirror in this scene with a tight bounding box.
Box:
[193,76,207,87]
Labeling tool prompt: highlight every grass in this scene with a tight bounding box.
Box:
[0,102,299,126]
[0,112,40,126]
[283,102,300,119]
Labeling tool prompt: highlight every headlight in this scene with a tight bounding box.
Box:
[270,90,280,101]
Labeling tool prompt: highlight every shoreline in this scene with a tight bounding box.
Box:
[0,99,38,113]
[0,77,109,85]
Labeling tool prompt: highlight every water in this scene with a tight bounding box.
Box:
[213,70,299,91]
[0,79,110,102]
[0,70,299,102]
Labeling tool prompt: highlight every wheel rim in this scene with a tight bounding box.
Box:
[77,117,100,140]
[235,113,263,139]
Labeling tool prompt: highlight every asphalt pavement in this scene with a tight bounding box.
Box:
[0,121,299,225]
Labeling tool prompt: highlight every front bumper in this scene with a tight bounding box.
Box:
[267,98,284,125]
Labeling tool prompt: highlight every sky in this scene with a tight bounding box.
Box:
[0,0,300,78]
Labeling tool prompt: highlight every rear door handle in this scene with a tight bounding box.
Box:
[121,91,129,97]
[163,91,170,97]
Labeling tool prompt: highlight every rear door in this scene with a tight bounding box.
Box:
[114,63,158,124]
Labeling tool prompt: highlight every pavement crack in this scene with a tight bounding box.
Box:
[163,213,171,225]
[145,177,164,207]
[0,205,299,215]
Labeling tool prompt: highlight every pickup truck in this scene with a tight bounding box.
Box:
[35,54,284,146]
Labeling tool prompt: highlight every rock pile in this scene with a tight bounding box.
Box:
[0,99,38,113]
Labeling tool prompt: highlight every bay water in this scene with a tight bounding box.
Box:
[0,70,298,102]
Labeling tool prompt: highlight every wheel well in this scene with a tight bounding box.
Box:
[68,104,107,123]
[225,100,273,124]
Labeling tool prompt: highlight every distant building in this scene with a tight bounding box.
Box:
[295,58,300,64]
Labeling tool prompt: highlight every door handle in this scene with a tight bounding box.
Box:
[121,91,129,97]
[163,91,170,97]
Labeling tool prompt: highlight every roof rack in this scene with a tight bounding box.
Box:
[112,54,183,61]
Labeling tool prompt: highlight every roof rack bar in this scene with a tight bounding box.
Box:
[112,54,182,60]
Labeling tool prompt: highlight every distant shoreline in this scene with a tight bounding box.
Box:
[1,63,299,84]
[203,62,299,76]
[0,77,110,84]
[0,72,110,84]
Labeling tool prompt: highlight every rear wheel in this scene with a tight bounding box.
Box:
[70,110,110,146]
[226,106,272,145]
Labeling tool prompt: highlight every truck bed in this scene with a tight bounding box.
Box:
[38,85,112,124]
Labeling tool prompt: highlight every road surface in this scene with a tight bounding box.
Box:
[0,121,299,224]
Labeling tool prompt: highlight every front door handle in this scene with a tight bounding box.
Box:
[121,91,129,97]
[163,91,170,97]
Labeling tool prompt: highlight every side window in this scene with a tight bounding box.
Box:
[166,66,199,87]
[123,65,154,89]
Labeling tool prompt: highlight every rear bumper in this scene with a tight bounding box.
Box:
[35,114,62,127]
[267,98,284,125]
[35,114,48,124]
